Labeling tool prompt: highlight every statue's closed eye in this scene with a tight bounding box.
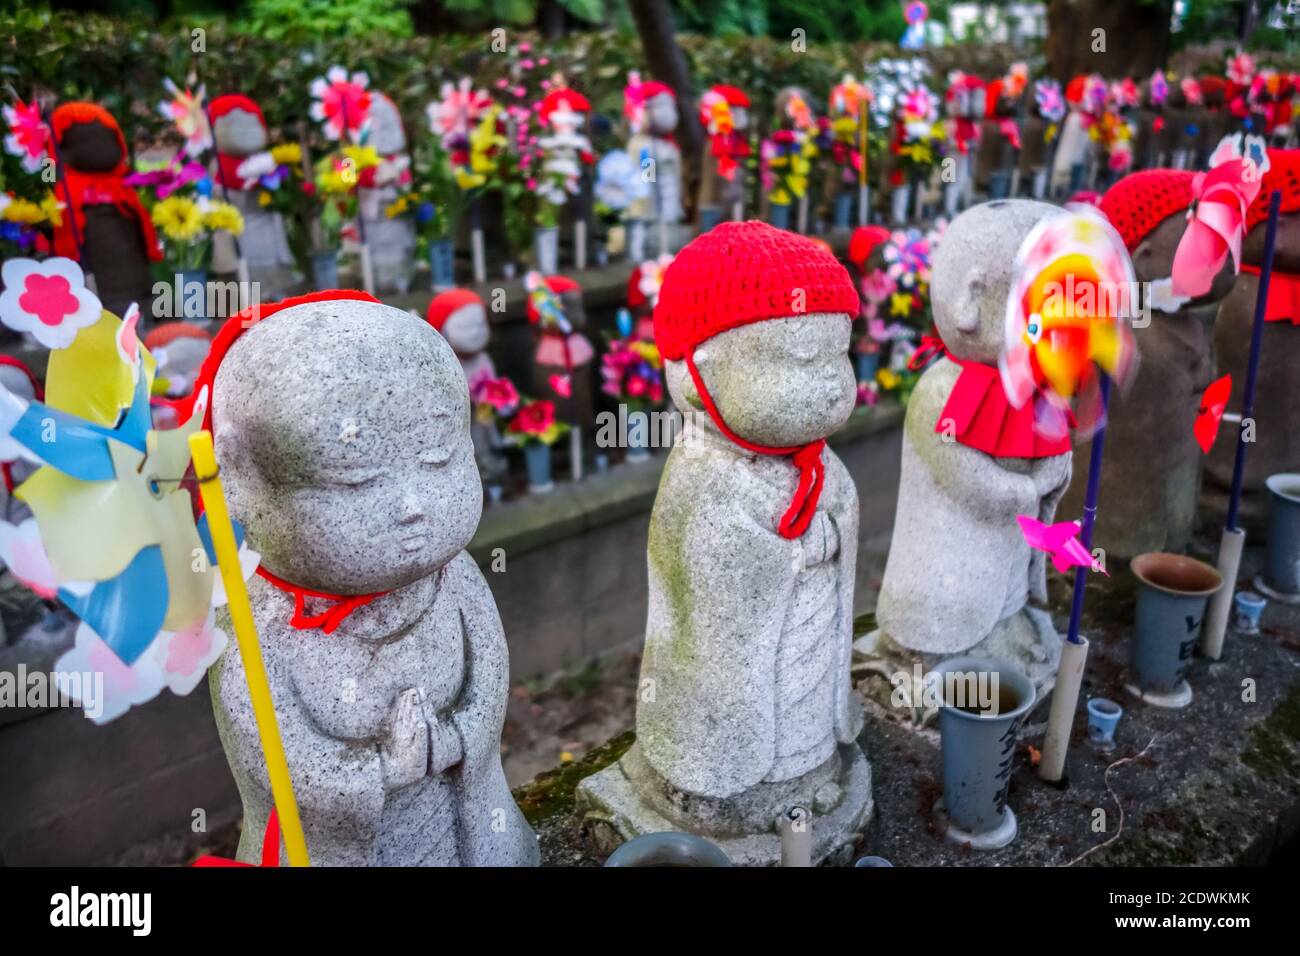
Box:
[420,448,452,467]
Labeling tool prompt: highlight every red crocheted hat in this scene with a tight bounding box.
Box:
[1066,76,1087,104]
[1100,169,1195,251]
[526,275,580,324]
[182,289,381,435]
[711,84,750,108]
[653,221,858,361]
[848,225,891,271]
[143,321,211,351]
[652,222,857,540]
[426,288,484,332]
[538,88,590,125]
[1246,149,1300,231]
[627,266,648,310]
[209,94,265,126]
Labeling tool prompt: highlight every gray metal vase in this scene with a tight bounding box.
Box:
[1129,552,1222,708]
[931,656,1036,850]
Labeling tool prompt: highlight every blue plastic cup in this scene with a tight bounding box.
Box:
[1086,697,1123,746]
[1233,591,1267,634]
[604,832,732,867]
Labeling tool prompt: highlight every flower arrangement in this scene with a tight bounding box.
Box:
[310,66,372,144]
[699,85,752,183]
[428,78,502,193]
[390,134,462,256]
[504,398,569,447]
[310,144,381,251]
[125,156,210,205]
[469,371,521,428]
[593,148,648,237]
[3,98,51,174]
[822,76,870,188]
[891,83,945,177]
[0,192,62,258]
[762,92,819,207]
[150,195,245,272]
[601,337,664,412]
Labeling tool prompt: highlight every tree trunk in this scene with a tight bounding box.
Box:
[628,0,702,222]
[1046,0,1173,81]
[538,0,567,40]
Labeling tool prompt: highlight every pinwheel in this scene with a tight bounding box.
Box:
[1016,516,1108,576]
[309,65,372,143]
[1002,210,1140,786]
[2,98,51,174]
[157,79,212,158]
[999,207,1139,444]
[1194,373,1233,454]
[1170,157,1263,299]
[1150,70,1169,108]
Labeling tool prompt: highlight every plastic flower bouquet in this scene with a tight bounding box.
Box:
[469,372,521,429]
[601,337,665,414]
[150,196,244,272]
[504,398,569,447]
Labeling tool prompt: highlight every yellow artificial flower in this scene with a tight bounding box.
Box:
[258,191,273,207]
[770,187,792,205]
[3,197,46,225]
[889,292,913,317]
[40,193,64,228]
[877,368,901,391]
[151,196,204,243]
[202,200,244,237]
[454,168,486,191]
[342,144,381,171]
[270,143,302,167]
[630,340,662,368]
[385,196,410,219]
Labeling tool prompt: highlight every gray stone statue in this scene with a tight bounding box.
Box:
[207,295,537,866]
[360,92,417,294]
[856,201,1069,719]
[577,222,872,865]
[626,77,683,256]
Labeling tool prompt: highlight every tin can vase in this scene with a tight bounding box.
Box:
[604,831,732,867]
[429,239,455,290]
[1256,474,1300,603]
[523,441,554,494]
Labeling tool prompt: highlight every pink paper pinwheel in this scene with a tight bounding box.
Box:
[1035,80,1066,124]
[1017,515,1108,576]
[0,258,102,350]
[2,98,51,174]
[310,66,372,143]
[1170,157,1263,299]
[157,79,212,158]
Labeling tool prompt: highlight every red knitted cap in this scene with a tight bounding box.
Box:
[426,288,484,332]
[1100,169,1195,251]
[653,221,858,361]
[209,94,265,126]
[539,88,590,125]
[848,225,891,271]
[1246,149,1300,231]
[711,84,750,108]
[144,321,211,352]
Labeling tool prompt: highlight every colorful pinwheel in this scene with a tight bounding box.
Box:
[999,208,1139,442]
[157,79,212,158]
[309,66,372,143]
[1171,157,1262,299]
[2,98,51,174]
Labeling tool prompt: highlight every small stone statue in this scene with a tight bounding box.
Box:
[696,84,751,227]
[858,200,1069,712]
[428,289,505,481]
[944,73,985,214]
[1018,81,1057,200]
[1206,149,1300,532]
[49,103,161,320]
[578,222,873,866]
[1052,76,1097,194]
[209,94,297,297]
[200,291,538,866]
[143,322,212,399]
[975,76,1020,198]
[625,74,682,257]
[527,273,595,428]
[360,92,416,293]
[1058,170,1237,557]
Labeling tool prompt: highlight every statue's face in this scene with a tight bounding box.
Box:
[213,301,480,594]
[156,336,211,395]
[931,199,1059,364]
[668,313,856,447]
[60,120,124,173]
[213,108,267,157]
[1132,213,1235,304]
[647,93,678,134]
[369,95,407,155]
[441,303,489,355]
[0,366,35,401]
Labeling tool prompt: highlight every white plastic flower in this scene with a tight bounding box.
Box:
[0,518,59,599]
[153,607,229,696]
[0,257,103,349]
[54,621,167,724]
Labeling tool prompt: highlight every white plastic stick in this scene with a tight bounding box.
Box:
[779,806,812,867]
[574,220,587,270]
[359,244,376,295]
[857,185,869,226]
[1202,526,1245,660]
[570,426,583,483]
[471,228,486,284]
[1039,636,1089,783]
[797,194,809,233]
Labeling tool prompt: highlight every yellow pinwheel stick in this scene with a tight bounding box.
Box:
[188,430,310,868]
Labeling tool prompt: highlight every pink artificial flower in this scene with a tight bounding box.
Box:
[510,400,556,436]
[0,257,102,349]
[309,65,372,142]
[2,98,51,174]
[473,375,520,412]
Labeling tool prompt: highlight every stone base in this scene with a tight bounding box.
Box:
[1255,575,1300,606]
[1125,679,1194,709]
[852,605,1062,728]
[575,742,874,867]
